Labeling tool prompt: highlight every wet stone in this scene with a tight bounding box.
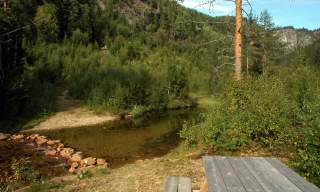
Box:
[71,162,79,168]
[97,158,107,166]
[29,134,39,141]
[11,134,24,140]
[35,136,48,146]
[45,149,57,156]
[83,157,96,166]
[47,140,61,146]
[60,148,74,159]
[71,152,83,162]
[0,133,10,141]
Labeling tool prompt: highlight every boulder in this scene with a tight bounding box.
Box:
[96,158,107,166]
[71,152,83,163]
[82,157,96,166]
[57,143,64,150]
[45,149,57,156]
[68,162,79,174]
[68,167,76,173]
[29,134,39,141]
[71,162,79,169]
[35,137,48,146]
[36,147,47,155]
[0,133,10,141]
[11,134,24,140]
[47,140,61,146]
[60,148,74,159]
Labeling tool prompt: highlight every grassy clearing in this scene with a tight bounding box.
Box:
[24,144,205,192]
[190,93,221,110]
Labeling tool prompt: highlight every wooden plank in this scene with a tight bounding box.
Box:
[165,176,178,192]
[178,177,192,192]
[227,157,265,192]
[214,156,246,192]
[203,156,228,192]
[241,157,302,192]
[266,158,320,192]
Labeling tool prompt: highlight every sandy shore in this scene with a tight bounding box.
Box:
[24,93,120,132]
[25,107,119,132]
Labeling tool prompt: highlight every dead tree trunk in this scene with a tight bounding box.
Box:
[3,0,8,13]
[234,0,243,81]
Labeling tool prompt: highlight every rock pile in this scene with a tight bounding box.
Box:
[0,132,109,174]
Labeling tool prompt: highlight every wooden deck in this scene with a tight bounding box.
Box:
[165,176,192,192]
[202,156,320,192]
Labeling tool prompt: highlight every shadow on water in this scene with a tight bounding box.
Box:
[34,109,200,167]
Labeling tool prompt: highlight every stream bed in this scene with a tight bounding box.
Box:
[34,109,200,167]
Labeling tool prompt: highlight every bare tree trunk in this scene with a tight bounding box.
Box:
[0,43,3,82]
[234,0,243,81]
[3,0,8,13]
[262,32,267,75]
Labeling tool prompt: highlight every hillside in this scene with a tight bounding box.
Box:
[275,27,320,51]
[1,0,236,123]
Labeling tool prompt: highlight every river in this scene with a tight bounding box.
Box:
[35,109,200,167]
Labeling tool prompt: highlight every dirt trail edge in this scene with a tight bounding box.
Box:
[24,92,120,132]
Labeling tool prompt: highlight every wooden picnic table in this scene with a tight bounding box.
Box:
[202,156,320,192]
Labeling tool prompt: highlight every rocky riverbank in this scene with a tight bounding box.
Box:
[0,132,108,174]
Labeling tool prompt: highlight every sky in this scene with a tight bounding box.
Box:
[179,0,320,30]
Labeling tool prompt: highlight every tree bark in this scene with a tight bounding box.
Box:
[3,0,8,13]
[234,0,243,81]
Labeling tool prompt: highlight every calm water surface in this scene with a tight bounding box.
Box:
[36,109,199,166]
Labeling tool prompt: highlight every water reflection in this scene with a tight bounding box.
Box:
[35,109,198,166]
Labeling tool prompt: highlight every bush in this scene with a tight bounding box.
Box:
[287,67,320,185]
[11,157,40,184]
[131,105,149,118]
[181,67,320,185]
[182,76,293,151]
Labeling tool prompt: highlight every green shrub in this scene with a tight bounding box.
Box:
[11,157,41,184]
[287,67,320,185]
[181,76,293,151]
[131,105,149,118]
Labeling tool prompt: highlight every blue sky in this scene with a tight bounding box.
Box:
[179,0,320,30]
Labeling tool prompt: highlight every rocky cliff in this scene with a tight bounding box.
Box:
[275,27,320,51]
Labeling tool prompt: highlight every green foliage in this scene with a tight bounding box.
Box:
[70,29,90,45]
[1,0,239,124]
[77,170,91,180]
[182,76,293,151]
[131,105,149,118]
[33,3,59,42]
[287,67,320,185]
[167,63,188,99]
[11,157,41,184]
[24,182,64,192]
[181,66,320,184]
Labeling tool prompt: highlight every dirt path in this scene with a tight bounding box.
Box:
[25,92,119,132]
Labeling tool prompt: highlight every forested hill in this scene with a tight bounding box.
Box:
[1,0,282,126]
[0,0,233,122]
